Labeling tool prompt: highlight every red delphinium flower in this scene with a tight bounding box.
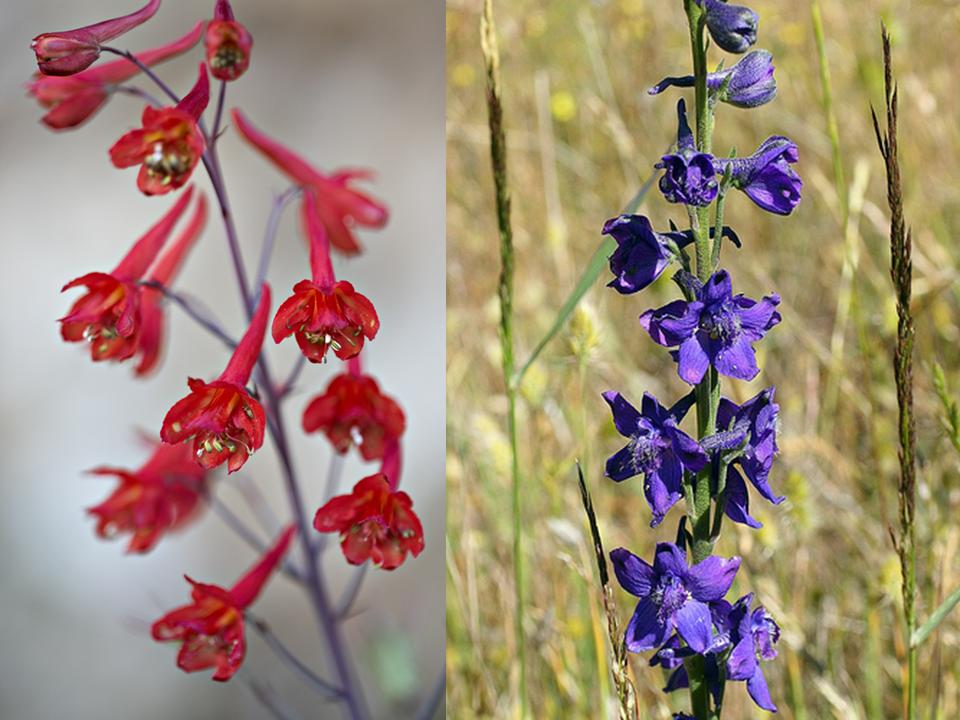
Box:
[135,193,208,375]
[205,0,253,81]
[60,187,194,362]
[31,0,162,76]
[302,354,404,461]
[110,63,209,196]
[151,526,295,681]
[87,440,207,554]
[271,190,379,363]
[27,21,203,131]
[314,472,423,570]
[232,109,388,255]
[161,285,271,473]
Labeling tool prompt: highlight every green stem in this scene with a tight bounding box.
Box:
[682,2,719,718]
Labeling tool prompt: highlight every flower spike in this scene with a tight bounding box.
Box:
[160,285,270,472]
[87,440,207,553]
[314,474,423,570]
[109,64,208,195]
[231,109,388,255]
[151,525,295,681]
[136,193,208,375]
[28,21,204,131]
[206,0,253,81]
[31,0,162,76]
[60,188,194,362]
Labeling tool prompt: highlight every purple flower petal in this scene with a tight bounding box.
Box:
[610,547,655,598]
[602,391,642,438]
[652,542,688,577]
[625,597,670,652]
[726,635,758,680]
[686,554,741,602]
[674,599,713,653]
[678,337,711,384]
[647,455,683,527]
[723,466,763,528]
[746,667,777,712]
[716,335,760,381]
[640,300,701,347]
[605,444,637,482]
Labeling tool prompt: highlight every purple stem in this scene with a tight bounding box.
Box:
[212,79,228,141]
[247,613,344,699]
[278,354,308,397]
[336,565,368,619]
[124,52,370,720]
[140,280,236,349]
[207,494,305,583]
[256,186,302,296]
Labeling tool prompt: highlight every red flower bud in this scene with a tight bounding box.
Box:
[205,0,253,81]
[314,474,423,570]
[31,0,162,76]
[27,21,204,130]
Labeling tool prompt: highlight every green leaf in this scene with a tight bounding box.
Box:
[511,174,655,388]
[911,584,960,648]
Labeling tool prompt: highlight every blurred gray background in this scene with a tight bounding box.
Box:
[0,1,444,718]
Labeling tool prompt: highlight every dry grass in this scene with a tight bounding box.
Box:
[446,0,960,717]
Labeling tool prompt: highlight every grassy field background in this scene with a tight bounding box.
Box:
[446,0,960,717]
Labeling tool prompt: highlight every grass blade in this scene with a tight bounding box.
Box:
[511,175,654,389]
[912,585,960,649]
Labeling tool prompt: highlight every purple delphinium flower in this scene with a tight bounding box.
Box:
[722,593,781,712]
[640,270,781,385]
[656,99,718,207]
[602,391,707,526]
[649,50,776,109]
[611,543,740,653]
[699,0,759,54]
[604,215,686,294]
[717,136,802,215]
[716,387,784,527]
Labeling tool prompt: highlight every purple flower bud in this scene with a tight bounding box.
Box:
[717,135,802,215]
[701,0,759,54]
[656,100,718,207]
[649,50,776,109]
